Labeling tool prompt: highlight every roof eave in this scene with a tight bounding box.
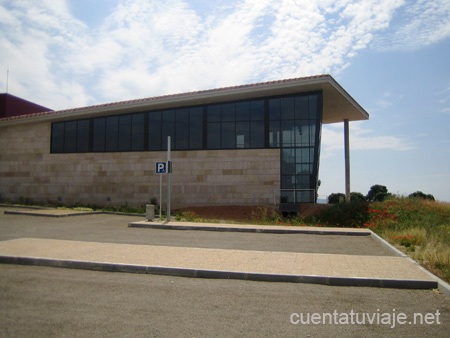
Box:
[0,75,369,127]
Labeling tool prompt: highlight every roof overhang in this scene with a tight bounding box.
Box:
[0,75,368,127]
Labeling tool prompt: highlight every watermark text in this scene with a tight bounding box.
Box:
[290,309,441,328]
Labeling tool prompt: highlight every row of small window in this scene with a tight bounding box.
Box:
[51,114,148,153]
[51,93,321,153]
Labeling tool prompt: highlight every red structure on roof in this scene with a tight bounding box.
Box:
[0,93,52,119]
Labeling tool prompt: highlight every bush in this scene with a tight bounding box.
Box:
[311,200,369,228]
[328,193,346,204]
[409,191,435,201]
[350,192,366,202]
[366,184,391,202]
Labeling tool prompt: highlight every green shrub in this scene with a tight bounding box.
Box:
[408,191,435,201]
[328,193,346,204]
[311,201,369,228]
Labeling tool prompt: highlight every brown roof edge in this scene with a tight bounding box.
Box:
[326,76,369,120]
[0,74,367,125]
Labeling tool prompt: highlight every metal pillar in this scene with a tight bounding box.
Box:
[344,119,350,203]
[167,136,171,221]
[159,174,162,220]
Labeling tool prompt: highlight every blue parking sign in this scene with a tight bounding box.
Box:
[155,162,166,174]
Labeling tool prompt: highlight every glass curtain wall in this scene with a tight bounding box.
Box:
[50,92,322,203]
[269,93,322,203]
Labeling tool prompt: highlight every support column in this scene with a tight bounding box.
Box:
[344,119,350,203]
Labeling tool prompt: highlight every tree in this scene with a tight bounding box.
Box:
[328,193,346,204]
[409,191,435,201]
[366,184,390,202]
[350,192,366,202]
[328,192,366,204]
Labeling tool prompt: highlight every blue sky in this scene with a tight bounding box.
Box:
[1,0,449,201]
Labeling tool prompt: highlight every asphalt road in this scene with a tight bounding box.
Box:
[1,207,449,337]
[1,264,449,337]
[0,207,392,256]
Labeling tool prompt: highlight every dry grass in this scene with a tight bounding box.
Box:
[370,198,450,282]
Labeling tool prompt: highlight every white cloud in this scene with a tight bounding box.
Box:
[0,0,92,107]
[321,121,414,156]
[0,0,408,109]
[373,0,450,51]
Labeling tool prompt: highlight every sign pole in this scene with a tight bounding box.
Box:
[167,136,171,221]
[159,173,162,220]
[155,161,167,220]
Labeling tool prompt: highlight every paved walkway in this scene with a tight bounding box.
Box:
[0,207,442,290]
[0,237,436,289]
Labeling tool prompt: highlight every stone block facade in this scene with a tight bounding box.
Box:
[0,122,280,208]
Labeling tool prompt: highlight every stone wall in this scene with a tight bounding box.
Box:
[0,122,280,208]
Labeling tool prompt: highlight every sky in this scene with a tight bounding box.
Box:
[0,0,449,202]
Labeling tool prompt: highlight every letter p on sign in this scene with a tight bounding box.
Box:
[155,162,167,174]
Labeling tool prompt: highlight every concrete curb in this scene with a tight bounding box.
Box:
[0,255,437,290]
[4,210,101,218]
[3,210,144,218]
[128,222,371,236]
[370,230,450,298]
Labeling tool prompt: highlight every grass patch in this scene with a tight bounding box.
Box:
[251,206,283,225]
[249,197,450,283]
[175,211,200,222]
[365,198,450,283]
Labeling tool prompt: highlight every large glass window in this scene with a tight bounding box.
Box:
[207,104,221,149]
[93,118,106,152]
[148,112,162,150]
[275,93,322,203]
[161,110,175,151]
[189,107,203,149]
[131,113,145,151]
[236,102,250,121]
[207,122,221,149]
[251,120,264,148]
[206,99,265,149]
[76,119,90,152]
[222,122,235,148]
[118,115,131,151]
[105,116,119,152]
[51,122,64,153]
[63,121,77,153]
[269,99,281,120]
[269,120,280,148]
[175,109,189,150]
[236,121,249,148]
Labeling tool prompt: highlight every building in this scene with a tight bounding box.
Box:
[0,75,368,210]
[0,93,52,119]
